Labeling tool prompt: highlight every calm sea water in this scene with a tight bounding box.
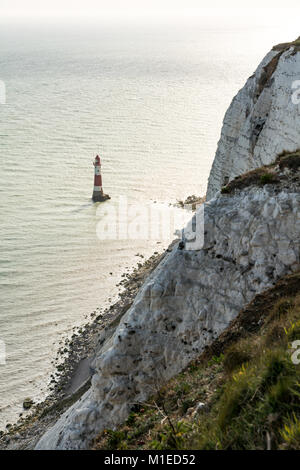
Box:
[0,18,294,428]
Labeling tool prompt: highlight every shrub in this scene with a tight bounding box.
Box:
[268,298,294,322]
[264,322,286,346]
[260,350,292,391]
[181,399,194,414]
[208,354,224,366]
[221,186,230,194]
[150,421,191,450]
[175,382,192,398]
[260,173,275,185]
[106,430,126,449]
[278,151,300,171]
[280,413,300,449]
[267,376,300,413]
[285,320,300,343]
[217,363,258,430]
[126,412,136,425]
[223,344,252,374]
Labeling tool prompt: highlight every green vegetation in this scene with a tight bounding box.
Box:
[256,37,300,99]
[260,173,275,185]
[92,271,300,450]
[281,413,300,449]
[277,150,300,172]
[273,36,300,52]
[221,186,230,194]
[220,150,300,195]
[221,168,279,195]
[176,195,206,211]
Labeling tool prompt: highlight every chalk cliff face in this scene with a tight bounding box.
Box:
[36,42,300,450]
[37,179,300,449]
[206,44,300,200]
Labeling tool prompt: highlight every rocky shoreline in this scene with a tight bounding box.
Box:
[175,194,205,211]
[0,241,178,450]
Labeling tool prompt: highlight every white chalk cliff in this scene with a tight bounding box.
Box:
[36,41,300,450]
[207,41,300,200]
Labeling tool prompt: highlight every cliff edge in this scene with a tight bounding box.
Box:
[206,38,300,200]
[36,40,300,450]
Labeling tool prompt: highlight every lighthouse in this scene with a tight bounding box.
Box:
[92,155,110,202]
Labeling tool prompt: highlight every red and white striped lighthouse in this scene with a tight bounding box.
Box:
[92,155,110,202]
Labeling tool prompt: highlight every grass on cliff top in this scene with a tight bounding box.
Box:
[92,271,300,451]
[256,37,300,99]
[221,150,300,195]
[273,36,300,52]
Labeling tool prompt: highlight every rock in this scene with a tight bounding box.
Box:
[192,402,207,417]
[92,193,110,203]
[23,398,34,410]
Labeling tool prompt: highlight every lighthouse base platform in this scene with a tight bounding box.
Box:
[92,192,111,203]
